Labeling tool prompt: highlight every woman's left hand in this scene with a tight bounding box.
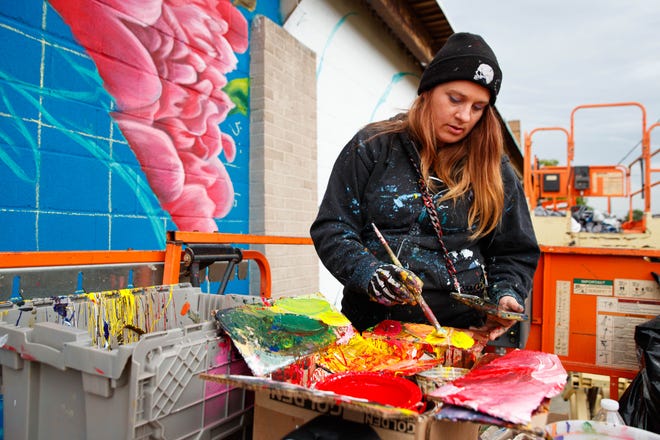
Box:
[474,296,524,341]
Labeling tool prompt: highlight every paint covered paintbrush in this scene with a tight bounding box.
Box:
[370,223,445,336]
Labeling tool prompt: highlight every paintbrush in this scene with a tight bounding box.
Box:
[370,223,445,336]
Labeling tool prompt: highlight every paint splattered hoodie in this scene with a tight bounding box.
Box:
[310,126,540,331]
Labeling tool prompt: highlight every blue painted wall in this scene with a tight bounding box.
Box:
[0,1,280,252]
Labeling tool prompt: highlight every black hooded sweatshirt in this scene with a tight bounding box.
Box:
[310,126,540,331]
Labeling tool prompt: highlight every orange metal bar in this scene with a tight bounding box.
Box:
[162,241,184,285]
[540,244,660,258]
[243,250,272,298]
[647,123,660,199]
[569,102,649,212]
[0,250,166,268]
[162,231,294,298]
[162,244,272,298]
[167,230,313,246]
[163,241,272,298]
[523,127,571,208]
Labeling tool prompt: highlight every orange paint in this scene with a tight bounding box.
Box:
[180,301,191,316]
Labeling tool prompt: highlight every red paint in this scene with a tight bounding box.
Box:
[314,372,423,411]
[371,320,402,336]
[95,368,105,375]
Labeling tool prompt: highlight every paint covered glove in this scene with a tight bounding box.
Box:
[367,264,423,306]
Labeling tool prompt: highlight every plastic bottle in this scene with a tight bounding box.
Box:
[592,398,625,425]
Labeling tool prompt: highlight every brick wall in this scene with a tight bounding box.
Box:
[249,16,319,297]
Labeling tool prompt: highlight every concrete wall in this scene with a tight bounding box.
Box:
[250,16,319,297]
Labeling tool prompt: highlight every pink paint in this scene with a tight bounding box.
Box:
[430,349,567,425]
[48,0,248,231]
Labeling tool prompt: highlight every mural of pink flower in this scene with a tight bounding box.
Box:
[48,0,248,232]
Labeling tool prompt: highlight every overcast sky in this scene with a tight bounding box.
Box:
[439,0,660,214]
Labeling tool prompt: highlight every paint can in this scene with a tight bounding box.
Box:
[414,366,470,394]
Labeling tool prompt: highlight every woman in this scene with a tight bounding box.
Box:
[310,32,540,340]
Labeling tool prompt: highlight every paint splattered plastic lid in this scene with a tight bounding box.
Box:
[545,420,660,439]
[314,372,424,411]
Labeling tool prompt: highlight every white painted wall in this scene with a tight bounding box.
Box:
[283,0,422,308]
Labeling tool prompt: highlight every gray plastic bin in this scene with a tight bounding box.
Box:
[0,284,258,440]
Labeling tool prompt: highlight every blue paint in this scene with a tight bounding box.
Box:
[393,193,417,208]
[0,0,283,303]
[0,1,283,257]
[370,72,418,122]
[317,12,358,78]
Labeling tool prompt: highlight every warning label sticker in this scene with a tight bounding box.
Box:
[554,280,571,357]
[614,279,660,300]
[574,278,613,296]
[596,297,660,369]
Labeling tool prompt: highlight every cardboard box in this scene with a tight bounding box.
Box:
[254,390,485,440]
[201,374,481,440]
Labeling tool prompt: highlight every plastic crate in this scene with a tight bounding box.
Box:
[0,284,258,440]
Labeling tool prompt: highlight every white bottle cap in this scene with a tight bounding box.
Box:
[600,398,619,412]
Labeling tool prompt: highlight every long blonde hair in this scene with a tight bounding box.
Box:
[368,92,504,239]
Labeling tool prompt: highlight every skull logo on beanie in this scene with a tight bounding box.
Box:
[417,32,502,104]
[474,64,495,84]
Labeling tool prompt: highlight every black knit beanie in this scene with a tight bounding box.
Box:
[417,32,502,104]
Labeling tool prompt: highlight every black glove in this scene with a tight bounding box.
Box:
[367,264,423,306]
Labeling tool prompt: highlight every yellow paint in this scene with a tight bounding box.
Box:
[83,285,175,349]
[270,295,351,327]
[423,328,473,349]
[450,330,474,349]
[425,332,448,345]
[319,334,403,372]
[272,296,331,315]
[317,310,351,326]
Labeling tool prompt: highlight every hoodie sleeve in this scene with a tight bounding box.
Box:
[482,157,541,306]
[310,131,384,293]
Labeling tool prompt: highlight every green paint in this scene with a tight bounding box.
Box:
[581,421,597,433]
[224,77,249,117]
[215,306,336,357]
[274,297,331,316]
[272,313,327,335]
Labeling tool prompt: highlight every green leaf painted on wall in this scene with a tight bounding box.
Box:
[233,0,256,12]
[225,77,249,116]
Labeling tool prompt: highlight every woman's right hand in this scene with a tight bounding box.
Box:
[367,264,423,306]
